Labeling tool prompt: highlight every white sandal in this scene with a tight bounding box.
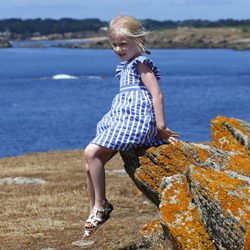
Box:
[82,201,113,239]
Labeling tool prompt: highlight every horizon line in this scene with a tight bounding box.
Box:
[1,17,250,22]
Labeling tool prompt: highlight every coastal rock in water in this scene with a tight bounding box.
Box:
[0,36,12,48]
[120,116,250,250]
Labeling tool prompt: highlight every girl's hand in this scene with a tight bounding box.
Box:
[157,127,180,144]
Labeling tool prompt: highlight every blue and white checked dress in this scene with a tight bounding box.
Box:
[90,55,166,151]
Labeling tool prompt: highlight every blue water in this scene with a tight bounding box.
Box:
[0,47,250,157]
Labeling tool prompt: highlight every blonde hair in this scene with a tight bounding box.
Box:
[108,15,150,54]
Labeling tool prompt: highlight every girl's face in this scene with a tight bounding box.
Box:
[110,34,140,62]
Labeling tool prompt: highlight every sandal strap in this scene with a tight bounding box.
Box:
[91,202,112,216]
[85,201,113,224]
[98,201,112,211]
[86,214,104,224]
[93,202,112,212]
[83,229,91,236]
[83,201,113,239]
[85,203,111,227]
[93,207,105,213]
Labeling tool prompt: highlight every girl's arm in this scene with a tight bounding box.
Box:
[137,62,165,129]
[137,62,180,142]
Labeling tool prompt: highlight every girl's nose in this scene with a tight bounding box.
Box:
[115,46,122,53]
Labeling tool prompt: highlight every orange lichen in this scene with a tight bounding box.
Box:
[189,166,250,229]
[135,163,173,194]
[211,116,250,155]
[135,142,193,194]
[198,148,210,162]
[228,154,250,177]
[160,175,214,249]
[147,142,193,174]
[192,144,211,163]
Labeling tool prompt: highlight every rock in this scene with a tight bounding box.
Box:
[71,240,95,248]
[188,166,249,249]
[105,169,127,176]
[0,35,12,48]
[0,177,47,185]
[160,174,214,249]
[211,116,250,156]
[40,248,56,250]
[120,116,250,250]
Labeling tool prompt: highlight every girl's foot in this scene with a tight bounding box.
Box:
[82,201,113,240]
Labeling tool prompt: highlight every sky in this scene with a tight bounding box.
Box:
[0,0,249,21]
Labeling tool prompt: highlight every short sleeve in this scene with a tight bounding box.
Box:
[130,56,161,80]
[115,61,126,78]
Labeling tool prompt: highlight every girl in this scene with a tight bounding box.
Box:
[82,15,179,239]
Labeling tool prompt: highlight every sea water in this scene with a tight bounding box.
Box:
[0,47,249,157]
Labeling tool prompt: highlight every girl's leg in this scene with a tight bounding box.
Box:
[86,164,95,211]
[83,144,116,239]
[84,144,115,210]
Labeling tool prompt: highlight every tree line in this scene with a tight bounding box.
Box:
[0,18,108,36]
[142,18,250,30]
[0,18,249,36]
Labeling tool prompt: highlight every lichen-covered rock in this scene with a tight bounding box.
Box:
[120,116,250,250]
[211,116,250,156]
[160,174,214,249]
[188,166,249,249]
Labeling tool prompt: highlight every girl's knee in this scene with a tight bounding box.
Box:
[83,146,92,162]
[83,144,98,161]
[84,143,115,164]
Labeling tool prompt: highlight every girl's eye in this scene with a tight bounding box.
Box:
[111,42,127,48]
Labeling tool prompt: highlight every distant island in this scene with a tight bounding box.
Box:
[1,18,250,50]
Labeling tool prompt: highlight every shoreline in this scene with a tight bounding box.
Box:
[2,27,250,50]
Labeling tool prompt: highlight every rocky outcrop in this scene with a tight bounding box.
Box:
[211,116,250,156]
[120,116,250,249]
[0,35,12,48]
[54,38,110,49]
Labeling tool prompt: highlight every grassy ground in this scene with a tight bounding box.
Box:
[0,150,173,250]
[148,27,250,50]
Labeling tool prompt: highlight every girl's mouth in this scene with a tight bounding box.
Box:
[118,53,126,57]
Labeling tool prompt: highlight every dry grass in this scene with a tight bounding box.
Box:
[151,27,249,38]
[0,150,173,250]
